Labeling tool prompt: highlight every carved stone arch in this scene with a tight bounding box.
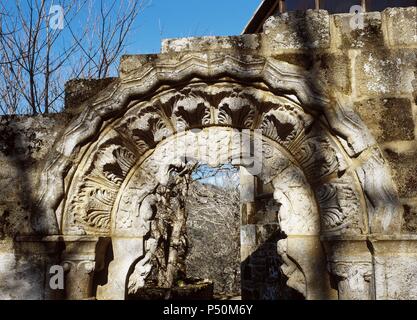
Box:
[55,83,367,236]
[35,54,402,300]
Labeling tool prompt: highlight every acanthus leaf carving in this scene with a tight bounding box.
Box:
[261,104,312,150]
[217,94,256,128]
[116,104,172,152]
[67,143,138,234]
[172,93,211,130]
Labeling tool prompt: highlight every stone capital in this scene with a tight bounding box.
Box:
[322,236,373,300]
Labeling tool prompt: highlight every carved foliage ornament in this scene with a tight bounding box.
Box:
[36,54,400,236]
[60,84,366,240]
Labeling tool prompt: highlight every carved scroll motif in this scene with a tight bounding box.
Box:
[296,135,340,182]
[316,176,363,234]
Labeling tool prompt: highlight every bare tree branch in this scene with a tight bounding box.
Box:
[0,0,149,115]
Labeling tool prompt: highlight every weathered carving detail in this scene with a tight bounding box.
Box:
[115,171,159,235]
[316,178,363,234]
[328,261,372,300]
[217,95,256,128]
[172,93,211,130]
[317,184,347,231]
[116,104,172,152]
[63,260,96,275]
[277,239,307,297]
[69,175,117,234]
[61,84,371,239]
[136,195,158,237]
[128,238,158,293]
[327,94,376,156]
[36,54,396,239]
[261,104,313,151]
[54,82,380,288]
[66,142,138,234]
[296,135,340,181]
[355,147,402,233]
[54,82,378,301]
[272,167,320,235]
[260,142,291,184]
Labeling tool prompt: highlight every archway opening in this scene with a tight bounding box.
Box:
[124,162,242,300]
[186,164,241,299]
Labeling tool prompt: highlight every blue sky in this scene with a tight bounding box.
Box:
[126,0,262,54]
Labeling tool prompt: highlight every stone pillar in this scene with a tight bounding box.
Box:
[61,236,110,300]
[369,235,417,300]
[284,236,337,300]
[240,166,257,299]
[322,236,373,300]
[240,166,256,225]
[96,237,144,300]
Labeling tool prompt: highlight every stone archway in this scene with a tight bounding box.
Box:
[35,54,402,300]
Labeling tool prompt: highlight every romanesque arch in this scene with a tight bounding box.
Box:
[35,54,402,300]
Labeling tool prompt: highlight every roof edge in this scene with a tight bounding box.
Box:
[242,0,280,34]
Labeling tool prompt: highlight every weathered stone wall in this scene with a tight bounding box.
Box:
[0,114,71,238]
[0,114,71,299]
[0,7,416,300]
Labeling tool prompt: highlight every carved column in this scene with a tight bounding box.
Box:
[61,236,110,300]
[240,166,257,225]
[280,236,337,300]
[240,166,257,299]
[322,236,374,300]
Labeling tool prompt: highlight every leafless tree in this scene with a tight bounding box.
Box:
[0,0,147,115]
